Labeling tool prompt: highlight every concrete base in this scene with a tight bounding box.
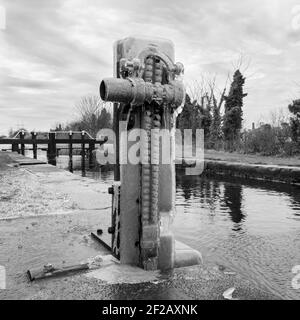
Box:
[85,243,202,285]
[174,241,203,268]
[86,255,161,284]
[86,241,203,284]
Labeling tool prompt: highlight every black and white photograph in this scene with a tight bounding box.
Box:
[1,0,300,307]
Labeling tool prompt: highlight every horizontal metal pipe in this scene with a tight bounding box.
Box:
[100,78,135,104]
[100,77,185,106]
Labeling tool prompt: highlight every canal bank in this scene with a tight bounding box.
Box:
[179,149,300,185]
[0,151,279,300]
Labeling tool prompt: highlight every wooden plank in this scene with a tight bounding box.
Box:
[69,132,73,173]
[81,131,85,176]
[47,132,56,166]
[18,160,47,165]
[89,141,95,169]
[31,132,37,159]
[20,131,25,155]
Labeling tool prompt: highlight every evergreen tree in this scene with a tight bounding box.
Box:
[222,70,247,150]
[97,108,112,130]
[196,94,212,141]
[209,94,222,148]
[288,99,300,142]
[177,94,194,132]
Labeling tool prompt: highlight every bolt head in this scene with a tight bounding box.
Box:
[174,62,184,75]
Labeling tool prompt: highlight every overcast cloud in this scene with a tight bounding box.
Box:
[0,0,300,135]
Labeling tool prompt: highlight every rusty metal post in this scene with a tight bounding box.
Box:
[20,131,25,156]
[113,102,120,181]
[81,131,86,176]
[100,37,185,270]
[68,131,73,173]
[31,131,37,159]
[47,132,57,166]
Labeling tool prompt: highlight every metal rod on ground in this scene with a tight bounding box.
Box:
[47,132,57,166]
[69,131,73,173]
[81,131,86,176]
[89,140,95,169]
[20,131,25,156]
[31,131,37,159]
[27,263,89,281]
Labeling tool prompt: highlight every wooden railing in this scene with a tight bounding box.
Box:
[0,131,107,175]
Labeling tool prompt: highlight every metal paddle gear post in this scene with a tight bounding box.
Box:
[100,37,185,270]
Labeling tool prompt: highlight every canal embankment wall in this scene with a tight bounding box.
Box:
[177,150,300,185]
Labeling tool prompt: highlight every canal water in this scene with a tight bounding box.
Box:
[174,171,300,300]
[74,166,300,300]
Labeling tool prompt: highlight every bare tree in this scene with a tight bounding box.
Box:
[76,95,112,137]
[231,52,252,76]
[185,77,207,105]
[186,75,228,110]
[269,107,290,127]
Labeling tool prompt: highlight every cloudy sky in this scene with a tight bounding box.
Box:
[0,0,300,135]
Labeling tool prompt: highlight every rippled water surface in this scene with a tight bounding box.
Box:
[174,171,300,299]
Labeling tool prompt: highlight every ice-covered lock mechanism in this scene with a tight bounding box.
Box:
[99,37,190,271]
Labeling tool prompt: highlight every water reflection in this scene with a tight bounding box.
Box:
[175,171,300,299]
[223,184,245,230]
[176,173,246,228]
